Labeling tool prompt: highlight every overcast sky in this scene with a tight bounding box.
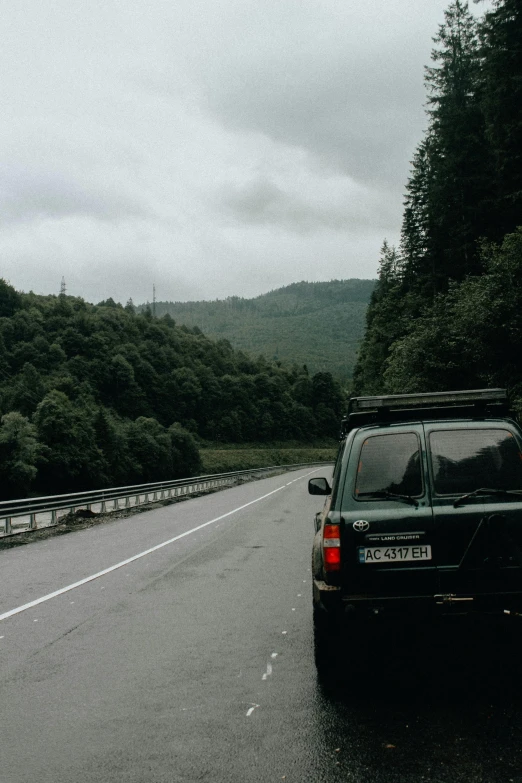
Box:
[1,1,488,305]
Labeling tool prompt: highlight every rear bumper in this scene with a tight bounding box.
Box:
[313,578,522,618]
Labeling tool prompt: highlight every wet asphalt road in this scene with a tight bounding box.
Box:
[2,468,522,782]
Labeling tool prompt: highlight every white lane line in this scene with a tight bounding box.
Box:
[294,469,323,482]
[286,469,320,487]
[262,663,273,681]
[271,652,278,658]
[246,704,259,717]
[284,468,322,489]
[0,484,287,623]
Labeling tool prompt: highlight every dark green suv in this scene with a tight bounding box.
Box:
[309,389,522,665]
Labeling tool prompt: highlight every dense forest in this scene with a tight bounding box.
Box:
[0,285,343,499]
[145,279,374,383]
[353,0,522,409]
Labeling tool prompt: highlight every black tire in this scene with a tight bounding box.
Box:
[313,606,341,679]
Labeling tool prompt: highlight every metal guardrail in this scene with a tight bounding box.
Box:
[0,462,331,538]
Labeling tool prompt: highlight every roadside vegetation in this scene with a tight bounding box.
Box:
[0,285,343,499]
[199,441,337,474]
[353,0,522,408]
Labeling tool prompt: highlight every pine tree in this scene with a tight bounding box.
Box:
[418,0,489,289]
[401,138,436,295]
[355,0,522,396]
[352,242,405,394]
[478,0,522,239]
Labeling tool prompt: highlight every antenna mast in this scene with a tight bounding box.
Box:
[152,283,156,317]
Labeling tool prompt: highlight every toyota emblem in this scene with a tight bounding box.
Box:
[353,519,370,532]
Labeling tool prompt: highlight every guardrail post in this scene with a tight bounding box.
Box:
[29,513,37,530]
[5,517,11,535]
[125,496,130,508]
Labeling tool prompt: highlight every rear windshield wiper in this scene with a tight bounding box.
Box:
[454,487,522,508]
[357,491,419,507]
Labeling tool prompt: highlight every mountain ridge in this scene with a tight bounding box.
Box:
[145,278,375,382]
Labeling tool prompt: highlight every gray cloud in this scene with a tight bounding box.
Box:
[0,0,490,304]
[219,176,397,234]
[0,164,146,224]
[189,0,443,189]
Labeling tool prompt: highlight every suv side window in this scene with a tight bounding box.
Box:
[354,432,423,499]
[429,428,522,495]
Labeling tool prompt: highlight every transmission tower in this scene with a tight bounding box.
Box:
[152,283,156,317]
[60,276,66,297]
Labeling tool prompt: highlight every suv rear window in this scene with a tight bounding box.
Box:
[354,432,423,498]
[429,428,522,495]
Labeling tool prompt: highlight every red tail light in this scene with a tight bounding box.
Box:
[323,523,341,572]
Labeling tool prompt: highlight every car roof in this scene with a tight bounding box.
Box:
[341,388,509,437]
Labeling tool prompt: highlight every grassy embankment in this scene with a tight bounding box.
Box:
[198,440,337,474]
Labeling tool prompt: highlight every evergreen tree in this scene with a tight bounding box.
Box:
[401,139,436,295]
[352,242,405,394]
[410,0,489,290]
[478,0,522,239]
[355,0,522,397]
[383,229,522,397]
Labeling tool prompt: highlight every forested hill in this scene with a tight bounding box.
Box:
[0,283,344,500]
[354,0,522,409]
[147,279,375,382]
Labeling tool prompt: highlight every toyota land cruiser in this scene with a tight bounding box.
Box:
[309,389,522,667]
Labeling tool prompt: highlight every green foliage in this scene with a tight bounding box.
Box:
[0,281,347,498]
[33,390,106,492]
[479,0,522,239]
[353,242,411,394]
[200,446,337,475]
[146,279,374,382]
[0,280,22,318]
[355,0,522,398]
[169,423,202,477]
[0,412,42,499]
[383,229,522,396]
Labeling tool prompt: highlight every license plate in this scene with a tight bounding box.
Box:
[358,545,432,564]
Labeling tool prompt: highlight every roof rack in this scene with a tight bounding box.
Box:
[341,388,508,437]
